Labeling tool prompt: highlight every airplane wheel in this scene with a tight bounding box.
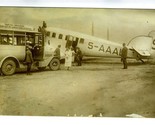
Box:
[49,58,60,71]
[1,59,16,76]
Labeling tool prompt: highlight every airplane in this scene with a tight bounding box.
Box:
[42,25,155,63]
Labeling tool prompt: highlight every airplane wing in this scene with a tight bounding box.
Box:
[130,47,151,57]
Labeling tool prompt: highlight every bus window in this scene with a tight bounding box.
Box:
[25,34,35,47]
[2,37,8,44]
[16,36,25,45]
[38,35,42,45]
[0,35,13,45]
[14,31,26,46]
[34,35,42,45]
[8,36,13,45]
[13,37,17,45]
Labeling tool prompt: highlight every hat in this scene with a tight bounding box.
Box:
[123,43,126,46]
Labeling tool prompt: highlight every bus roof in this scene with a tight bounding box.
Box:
[0,23,40,33]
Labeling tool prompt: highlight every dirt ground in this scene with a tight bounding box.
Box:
[0,58,155,117]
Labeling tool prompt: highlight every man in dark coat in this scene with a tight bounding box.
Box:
[54,45,61,60]
[25,46,34,75]
[75,47,83,66]
[121,43,128,69]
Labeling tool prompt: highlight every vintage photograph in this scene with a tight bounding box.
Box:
[0,7,155,118]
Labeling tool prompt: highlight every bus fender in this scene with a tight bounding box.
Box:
[0,56,20,68]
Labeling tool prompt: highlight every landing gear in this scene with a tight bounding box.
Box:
[137,55,145,63]
[139,58,145,63]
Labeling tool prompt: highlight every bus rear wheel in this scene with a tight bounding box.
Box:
[49,58,60,71]
[1,59,16,76]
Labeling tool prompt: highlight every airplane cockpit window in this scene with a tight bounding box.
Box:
[52,32,56,38]
[59,34,63,39]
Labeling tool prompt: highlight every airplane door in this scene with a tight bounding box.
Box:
[65,35,73,48]
[66,35,78,51]
[72,37,78,50]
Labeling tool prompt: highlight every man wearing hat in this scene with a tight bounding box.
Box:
[54,45,61,60]
[121,43,128,69]
[25,46,34,75]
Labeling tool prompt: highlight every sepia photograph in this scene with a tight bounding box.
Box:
[0,6,155,120]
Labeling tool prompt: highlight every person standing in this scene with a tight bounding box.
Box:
[71,47,76,66]
[54,45,61,60]
[121,43,128,69]
[64,47,72,70]
[25,46,34,75]
[76,47,83,66]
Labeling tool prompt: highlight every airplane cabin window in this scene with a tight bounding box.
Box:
[52,32,56,38]
[59,34,63,39]
[79,38,84,44]
[76,37,79,42]
[65,35,68,40]
[46,31,50,36]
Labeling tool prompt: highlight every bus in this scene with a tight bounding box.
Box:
[0,23,60,76]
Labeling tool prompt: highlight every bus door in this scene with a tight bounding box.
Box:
[33,34,44,61]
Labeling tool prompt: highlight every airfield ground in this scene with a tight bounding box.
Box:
[0,58,155,117]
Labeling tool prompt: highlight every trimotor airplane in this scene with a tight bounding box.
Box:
[0,22,154,76]
[43,26,155,63]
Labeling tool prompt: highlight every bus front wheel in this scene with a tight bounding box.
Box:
[49,58,60,71]
[1,59,16,75]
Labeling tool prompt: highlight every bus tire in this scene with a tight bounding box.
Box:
[1,59,16,76]
[49,58,60,71]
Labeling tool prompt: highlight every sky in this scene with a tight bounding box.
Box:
[0,7,155,44]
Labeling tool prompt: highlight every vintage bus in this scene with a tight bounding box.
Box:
[0,23,60,75]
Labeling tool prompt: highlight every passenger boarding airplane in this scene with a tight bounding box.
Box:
[43,26,155,63]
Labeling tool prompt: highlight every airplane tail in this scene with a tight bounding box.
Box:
[127,35,153,58]
[148,30,155,50]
